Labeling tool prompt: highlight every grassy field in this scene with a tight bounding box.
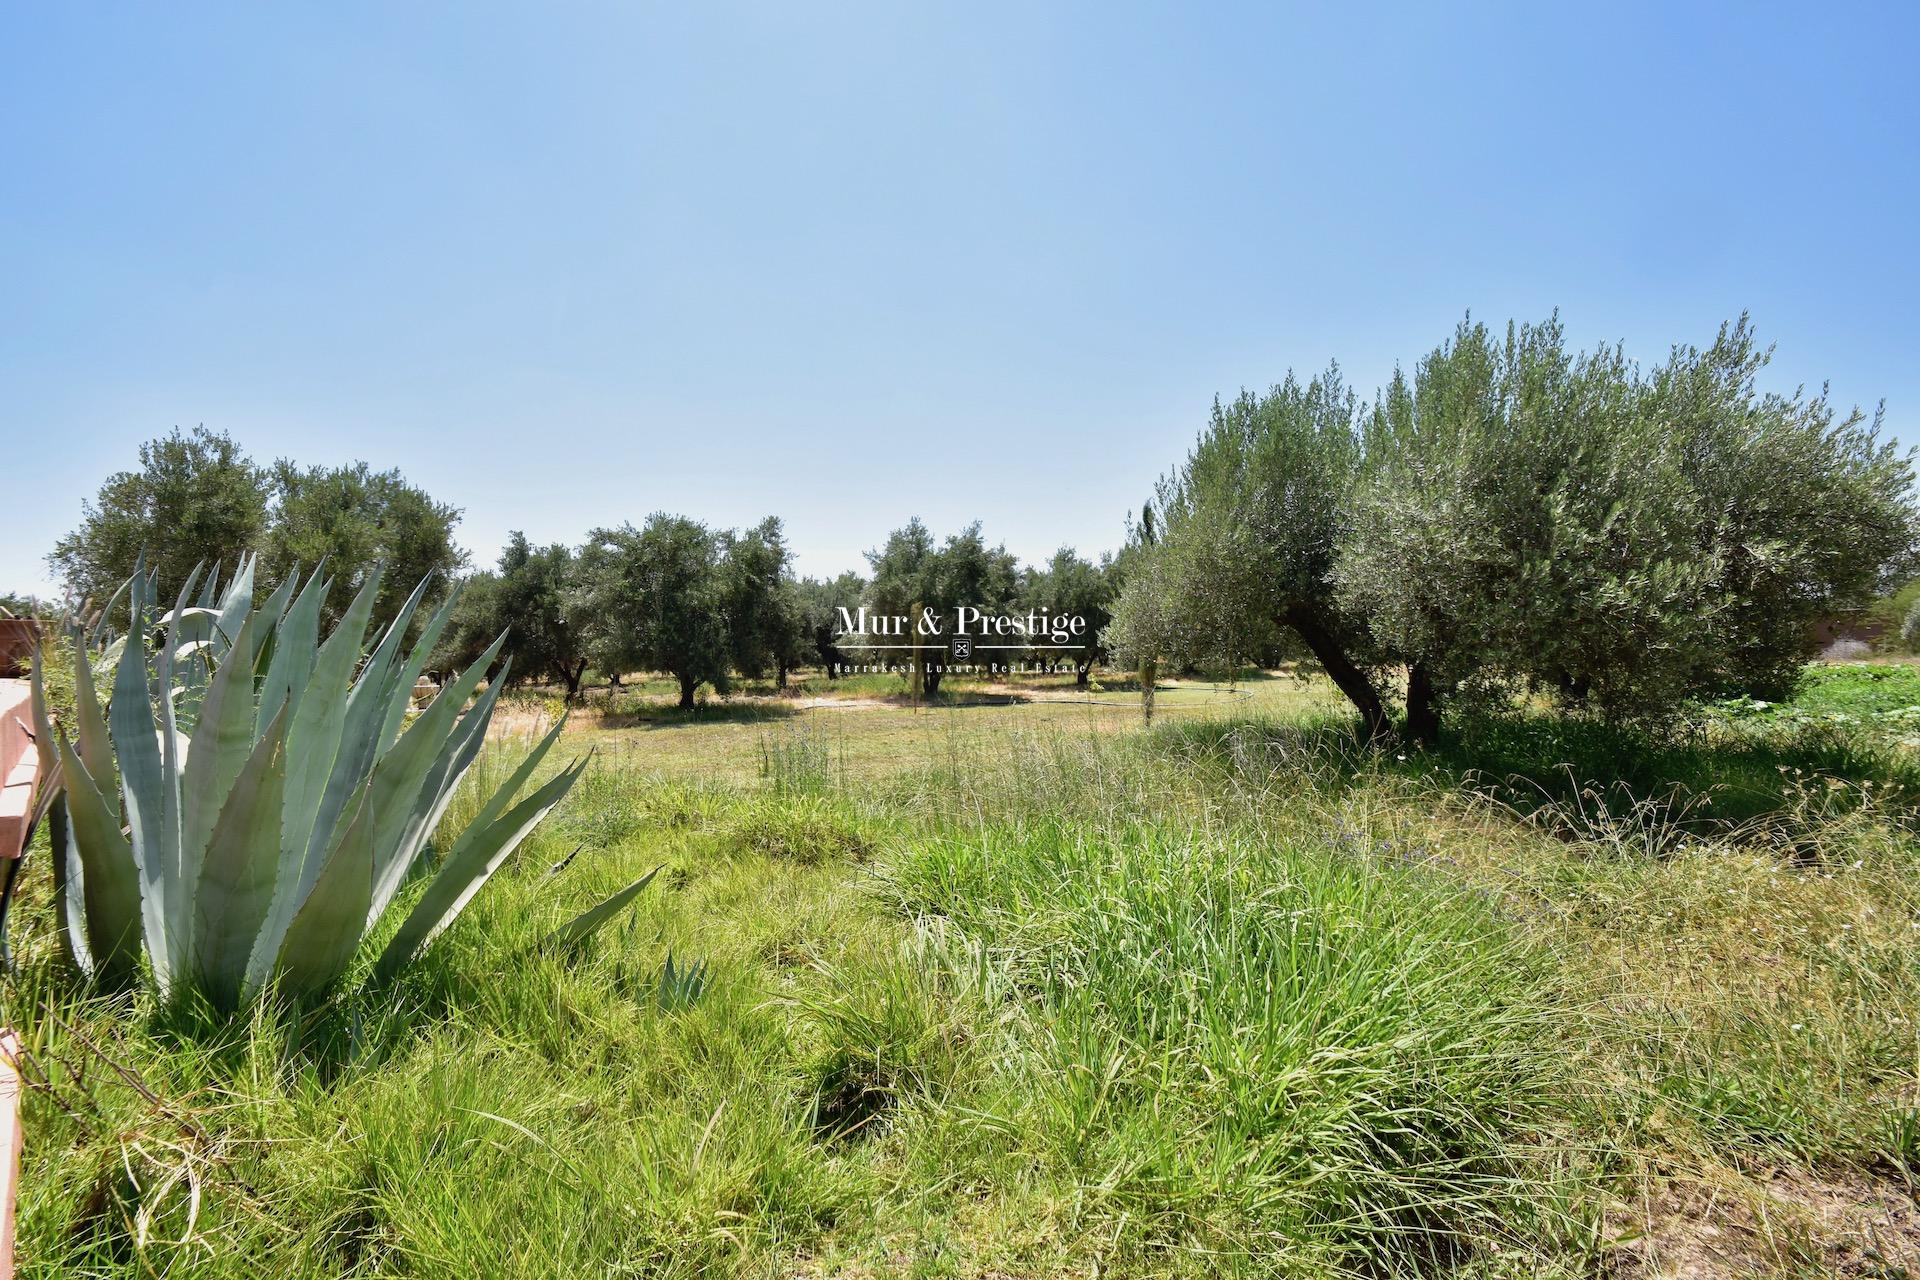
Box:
[7,666,1920,1277]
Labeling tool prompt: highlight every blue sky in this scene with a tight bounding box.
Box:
[5,2,1917,596]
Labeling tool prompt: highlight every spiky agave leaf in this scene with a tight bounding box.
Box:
[192,705,289,1010]
[279,570,382,897]
[374,721,582,980]
[28,644,91,975]
[368,659,509,925]
[109,563,184,990]
[52,563,587,1008]
[542,865,661,955]
[272,790,377,1000]
[52,725,142,985]
[244,631,508,994]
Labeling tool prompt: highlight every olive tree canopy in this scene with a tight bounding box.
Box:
[1109,315,1916,742]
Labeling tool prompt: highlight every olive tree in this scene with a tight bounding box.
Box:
[721,517,807,687]
[1339,315,1916,736]
[864,519,1018,695]
[1110,371,1390,736]
[1021,547,1114,685]
[1114,316,1916,744]
[573,515,733,708]
[263,460,465,627]
[796,571,866,677]
[50,427,269,607]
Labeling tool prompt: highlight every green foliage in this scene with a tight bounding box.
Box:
[863,518,1019,693]
[1112,314,1919,739]
[49,426,270,608]
[727,794,872,864]
[1110,369,1383,727]
[573,514,736,707]
[543,865,661,953]
[1344,314,1916,719]
[1859,575,1920,645]
[792,570,866,673]
[48,429,468,635]
[1019,546,1114,681]
[429,567,503,677]
[1711,662,1920,741]
[11,685,1920,1275]
[720,517,807,685]
[261,459,466,627]
[27,557,588,1008]
[433,532,591,694]
[890,821,1573,1270]
[652,950,712,1010]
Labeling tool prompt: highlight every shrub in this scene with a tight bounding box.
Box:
[26,557,594,1009]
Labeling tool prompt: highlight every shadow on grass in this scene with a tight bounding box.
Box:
[594,698,802,729]
[1151,708,1920,850]
[885,690,1033,708]
[1431,713,1920,830]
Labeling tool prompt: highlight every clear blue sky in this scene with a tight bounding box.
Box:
[5,3,1917,597]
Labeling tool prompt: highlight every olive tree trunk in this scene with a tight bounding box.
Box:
[1280,604,1391,741]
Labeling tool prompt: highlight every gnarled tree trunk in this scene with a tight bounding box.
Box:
[1279,604,1391,741]
[1404,662,1440,746]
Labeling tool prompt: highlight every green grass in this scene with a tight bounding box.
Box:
[1713,661,1920,741]
[7,666,1920,1276]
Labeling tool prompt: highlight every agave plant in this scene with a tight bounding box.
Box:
[27,556,591,1009]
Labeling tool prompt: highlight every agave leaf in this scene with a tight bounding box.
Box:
[281,569,382,893]
[55,727,142,986]
[351,637,504,920]
[359,572,431,713]
[257,567,327,742]
[179,611,260,886]
[543,865,662,954]
[156,568,201,932]
[67,623,114,796]
[170,638,214,664]
[195,562,222,611]
[370,710,556,932]
[376,582,457,754]
[455,719,569,860]
[296,627,411,910]
[249,621,481,996]
[87,574,134,650]
[374,753,588,981]
[93,633,127,682]
[193,705,289,1010]
[367,666,508,924]
[253,558,297,630]
[45,797,93,977]
[289,566,420,872]
[268,791,376,1000]
[153,606,222,646]
[110,565,179,990]
[213,554,258,647]
[30,662,90,975]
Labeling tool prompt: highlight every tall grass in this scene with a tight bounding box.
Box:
[6,689,1920,1275]
[886,820,1600,1274]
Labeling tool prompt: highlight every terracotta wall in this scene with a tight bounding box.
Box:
[0,620,39,679]
[0,680,35,860]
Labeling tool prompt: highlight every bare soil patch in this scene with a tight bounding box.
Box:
[1610,1168,1920,1278]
